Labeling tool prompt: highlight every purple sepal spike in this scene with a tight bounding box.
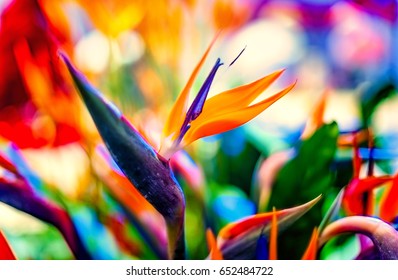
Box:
[177,58,223,142]
[229,46,246,67]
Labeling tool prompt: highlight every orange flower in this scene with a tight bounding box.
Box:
[301,228,318,260]
[0,0,81,148]
[206,228,223,260]
[75,0,145,38]
[212,0,250,30]
[159,36,296,159]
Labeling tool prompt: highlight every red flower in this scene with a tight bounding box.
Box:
[0,0,80,148]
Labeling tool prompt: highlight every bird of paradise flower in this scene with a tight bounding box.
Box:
[159,37,296,159]
[59,35,296,259]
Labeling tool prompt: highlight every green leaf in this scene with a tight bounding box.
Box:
[319,188,344,233]
[361,82,396,127]
[320,234,360,260]
[267,122,339,258]
[267,122,338,209]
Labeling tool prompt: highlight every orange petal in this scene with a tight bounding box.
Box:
[162,33,219,140]
[76,0,144,37]
[353,133,362,179]
[312,89,328,129]
[183,82,296,146]
[206,229,223,260]
[0,231,16,260]
[338,129,369,147]
[301,228,318,260]
[301,87,329,139]
[269,207,278,260]
[213,0,250,30]
[380,174,398,222]
[201,69,285,117]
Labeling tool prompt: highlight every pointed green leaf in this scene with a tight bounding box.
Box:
[267,122,339,258]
